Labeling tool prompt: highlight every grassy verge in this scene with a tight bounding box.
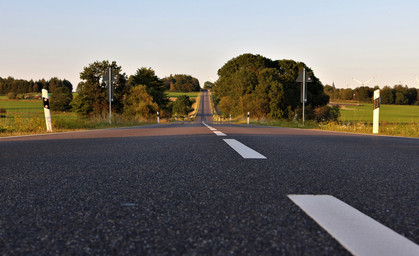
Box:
[0,98,161,137]
[0,112,157,137]
[318,121,418,137]
[233,118,419,137]
[189,91,201,120]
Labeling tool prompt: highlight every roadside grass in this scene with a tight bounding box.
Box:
[319,121,418,137]
[228,118,419,137]
[189,91,201,119]
[221,103,419,138]
[0,97,159,137]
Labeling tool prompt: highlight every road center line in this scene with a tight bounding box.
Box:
[223,139,266,159]
[203,121,225,134]
[288,194,419,256]
[213,131,227,136]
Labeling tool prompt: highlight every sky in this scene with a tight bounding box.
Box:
[1,0,419,90]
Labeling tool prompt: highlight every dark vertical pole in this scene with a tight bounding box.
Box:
[302,68,306,126]
[108,67,112,124]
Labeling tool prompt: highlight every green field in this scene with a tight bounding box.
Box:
[339,104,419,123]
[0,99,43,114]
[166,91,200,98]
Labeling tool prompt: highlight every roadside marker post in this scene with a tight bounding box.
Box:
[41,89,52,132]
[175,113,177,121]
[229,114,231,122]
[373,89,381,134]
[247,112,250,125]
[157,111,160,124]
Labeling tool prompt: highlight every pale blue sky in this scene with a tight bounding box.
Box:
[1,0,419,89]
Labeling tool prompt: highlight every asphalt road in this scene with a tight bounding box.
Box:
[1,91,418,255]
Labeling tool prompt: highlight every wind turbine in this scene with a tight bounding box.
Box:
[353,77,375,87]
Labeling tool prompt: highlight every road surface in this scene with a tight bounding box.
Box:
[1,91,418,255]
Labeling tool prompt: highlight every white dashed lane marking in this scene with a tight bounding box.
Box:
[203,122,266,159]
[288,194,419,256]
[223,139,267,159]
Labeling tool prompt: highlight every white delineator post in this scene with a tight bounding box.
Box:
[247,112,250,125]
[157,111,160,124]
[42,89,52,132]
[373,89,380,134]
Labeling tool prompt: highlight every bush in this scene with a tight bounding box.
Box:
[123,85,158,120]
[172,95,193,116]
[50,87,73,111]
[314,105,340,122]
[295,105,315,120]
[7,92,17,99]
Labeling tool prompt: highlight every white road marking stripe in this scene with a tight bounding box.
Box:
[223,139,266,159]
[203,121,226,134]
[213,131,227,136]
[202,122,214,129]
[288,194,419,256]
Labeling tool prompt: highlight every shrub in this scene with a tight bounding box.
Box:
[314,105,340,122]
[50,87,73,111]
[172,95,193,116]
[7,92,17,99]
[123,85,158,120]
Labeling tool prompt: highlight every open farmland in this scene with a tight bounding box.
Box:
[166,91,200,99]
[338,103,419,123]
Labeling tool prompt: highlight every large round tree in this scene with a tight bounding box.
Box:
[214,53,329,119]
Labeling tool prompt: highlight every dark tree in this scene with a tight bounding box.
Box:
[163,74,201,92]
[203,81,214,90]
[50,87,73,111]
[128,68,168,109]
[72,60,128,117]
[172,95,193,116]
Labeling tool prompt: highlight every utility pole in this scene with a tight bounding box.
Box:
[296,68,312,126]
[103,67,115,124]
[108,67,112,124]
[302,68,306,125]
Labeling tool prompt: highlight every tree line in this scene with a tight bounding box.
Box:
[72,61,199,119]
[1,62,201,118]
[162,74,200,92]
[213,53,336,121]
[0,77,74,111]
[324,85,419,105]
[0,77,73,95]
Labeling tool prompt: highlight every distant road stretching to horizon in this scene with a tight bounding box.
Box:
[1,90,418,255]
